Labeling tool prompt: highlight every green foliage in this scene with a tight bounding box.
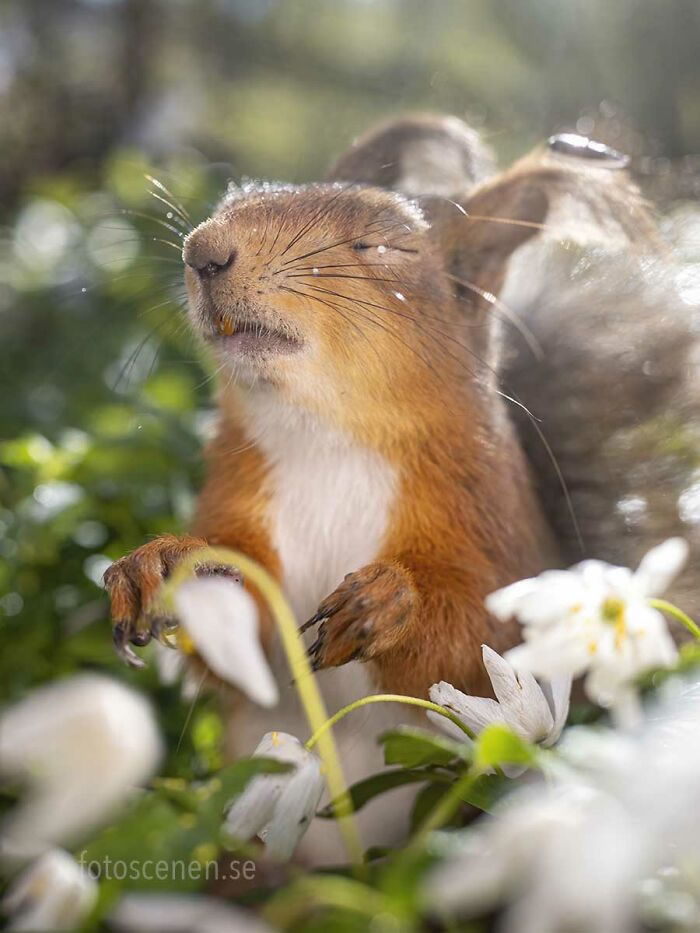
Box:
[80,759,289,893]
[379,726,471,768]
[473,724,539,771]
[317,769,434,819]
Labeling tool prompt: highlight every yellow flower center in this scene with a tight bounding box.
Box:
[177,630,196,655]
[601,597,627,648]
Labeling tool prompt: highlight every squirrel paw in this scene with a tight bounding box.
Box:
[103,534,242,666]
[301,562,417,671]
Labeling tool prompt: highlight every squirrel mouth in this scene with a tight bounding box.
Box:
[209,318,302,356]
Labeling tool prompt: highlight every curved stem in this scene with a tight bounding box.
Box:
[409,768,480,849]
[649,598,700,641]
[161,547,363,864]
[305,693,475,750]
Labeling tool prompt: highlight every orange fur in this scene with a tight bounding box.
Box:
[106,116,653,700]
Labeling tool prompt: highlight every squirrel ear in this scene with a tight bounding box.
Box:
[327,114,495,197]
[424,137,657,298]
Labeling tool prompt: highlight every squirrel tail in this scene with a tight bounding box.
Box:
[502,239,700,614]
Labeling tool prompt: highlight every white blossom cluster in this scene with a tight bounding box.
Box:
[2,540,697,931]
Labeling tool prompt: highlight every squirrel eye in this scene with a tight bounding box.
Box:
[352,241,418,256]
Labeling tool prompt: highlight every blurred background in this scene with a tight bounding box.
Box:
[1,0,700,767]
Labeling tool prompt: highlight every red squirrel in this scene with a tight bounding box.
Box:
[105,116,696,712]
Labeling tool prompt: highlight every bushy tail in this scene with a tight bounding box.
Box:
[502,237,700,614]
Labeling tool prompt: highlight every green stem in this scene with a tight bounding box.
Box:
[264,876,393,928]
[305,694,475,750]
[409,768,480,850]
[649,598,700,641]
[160,547,363,864]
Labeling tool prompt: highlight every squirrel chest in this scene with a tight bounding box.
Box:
[242,391,398,623]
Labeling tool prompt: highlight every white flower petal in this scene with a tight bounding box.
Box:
[556,725,638,781]
[2,849,97,932]
[505,629,593,683]
[634,537,688,597]
[423,784,602,918]
[152,641,185,686]
[485,578,540,621]
[223,774,282,844]
[260,754,324,861]
[488,572,591,628]
[224,732,322,861]
[0,676,162,861]
[423,829,509,915]
[482,646,554,743]
[174,579,278,708]
[109,894,275,933]
[425,710,477,744]
[538,675,572,746]
[574,560,623,587]
[429,681,502,734]
[224,733,295,842]
[253,731,312,766]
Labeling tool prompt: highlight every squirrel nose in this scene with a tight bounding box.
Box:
[183,226,236,278]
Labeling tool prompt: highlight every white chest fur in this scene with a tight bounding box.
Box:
[233,392,410,863]
[242,393,398,623]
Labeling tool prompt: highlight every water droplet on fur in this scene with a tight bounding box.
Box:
[394,291,406,301]
[312,267,319,276]
[547,133,629,169]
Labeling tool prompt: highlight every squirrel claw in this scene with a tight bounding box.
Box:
[103,534,214,666]
[299,610,326,635]
[113,623,147,668]
[302,563,417,671]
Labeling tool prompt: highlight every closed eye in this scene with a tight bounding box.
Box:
[352,241,419,254]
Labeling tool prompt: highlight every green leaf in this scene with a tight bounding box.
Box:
[317,769,432,818]
[410,782,450,832]
[379,726,470,768]
[408,770,509,833]
[76,758,291,893]
[363,846,393,863]
[459,772,511,812]
[473,723,538,770]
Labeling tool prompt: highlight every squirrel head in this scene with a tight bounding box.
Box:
[183,115,654,436]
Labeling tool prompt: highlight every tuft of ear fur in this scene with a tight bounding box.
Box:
[426,143,659,297]
[327,113,495,197]
[418,140,660,369]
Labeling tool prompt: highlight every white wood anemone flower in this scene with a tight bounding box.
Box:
[1,848,97,933]
[422,674,700,933]
[224,732,324,861]
[0,675,162,863]
[428,645,571,763]
[172,578,279,708]
[423,782,642,933]
[486,538,688,710]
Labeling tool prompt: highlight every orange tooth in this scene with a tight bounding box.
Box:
[221,319,235,336]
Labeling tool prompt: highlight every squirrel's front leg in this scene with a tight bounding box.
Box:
[302,559,499,698]
[103,534,242,664]
[301,561,419,670]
